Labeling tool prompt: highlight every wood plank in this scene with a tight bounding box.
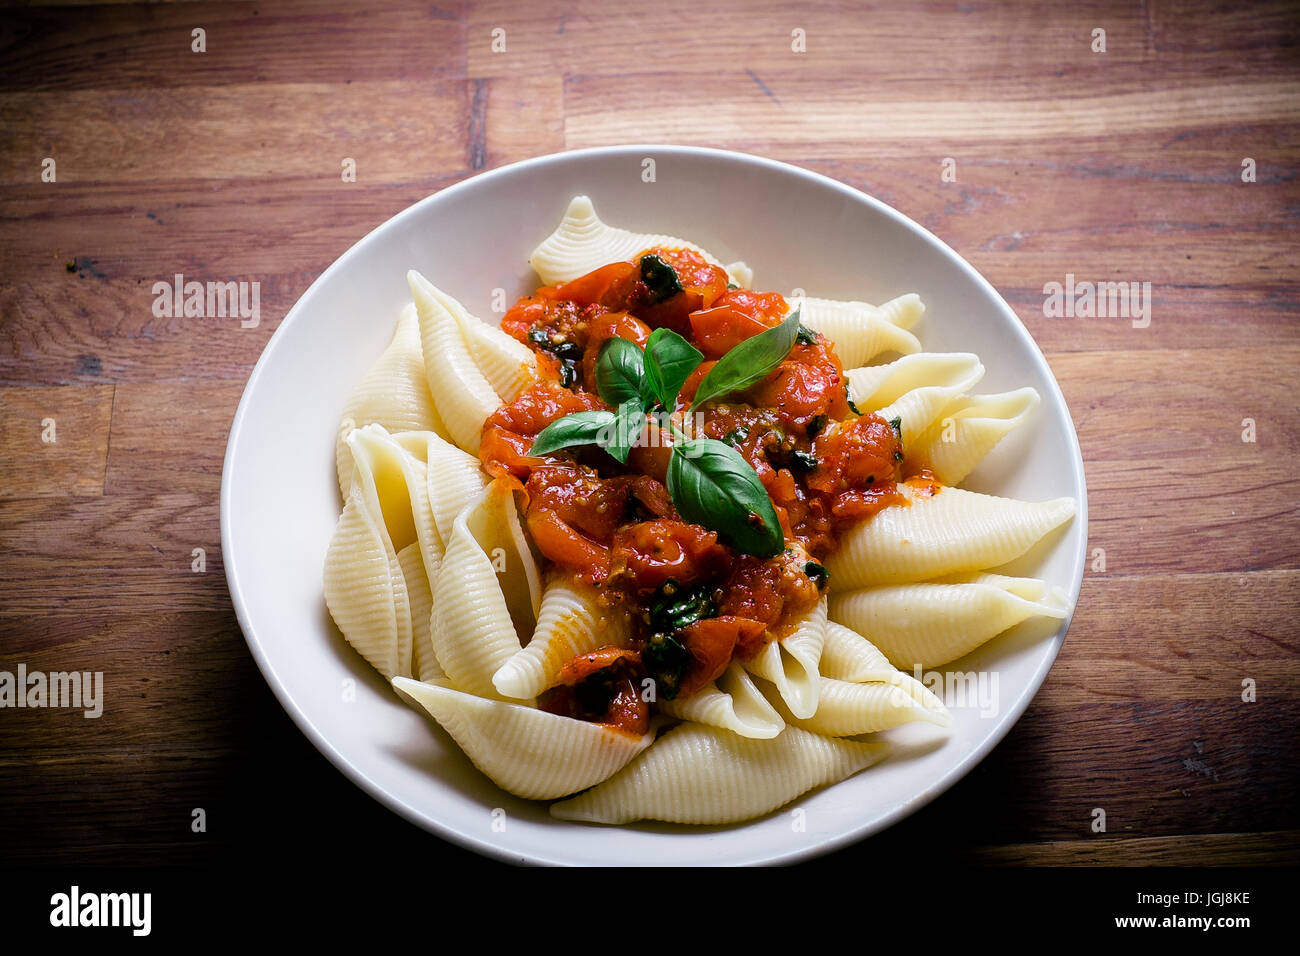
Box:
[0,0,467,92]
[0,385,113,497]
[563,74,1300,151]
[960,830,1300,865]
[0,80,472,185]
[104,381,241,495]
[1046,571,1300,705]
[1046,347,1300,575]
[0,493,224,613]
[1052,348,1300,464]
[478,74,565,171]
[467,0,1167,80]
[854,697,1300,844]
[0,609,251,753]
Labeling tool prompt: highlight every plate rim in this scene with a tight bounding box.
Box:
[220,143,1089,866]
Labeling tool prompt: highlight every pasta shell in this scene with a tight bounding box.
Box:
[845,352,984,411]
[798,293,924,367]
[740,597,827,720]
[528,195,751,288]
[829,572,1072,669]
[409,270,532,454]
[760,674,950,737]
[419,279,536,402]
[549,723,888,825]
[656,661,786,739]
[910,387,1040,486]
[826,484,1076,589]
[493,570,631,700]
[391,429,489,551]
[323,428,428,679]
[820,620,897,683]
[430,479,541,699]
[336,303,449,498]
[393,678,653,800]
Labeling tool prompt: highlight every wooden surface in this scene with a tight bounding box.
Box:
[1,0,1298,870]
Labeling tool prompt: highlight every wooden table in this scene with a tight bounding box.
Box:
[1,0,1297,871]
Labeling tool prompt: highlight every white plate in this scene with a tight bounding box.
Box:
[221,145,1087,866]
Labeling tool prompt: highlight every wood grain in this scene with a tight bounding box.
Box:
[0,0,1297,873]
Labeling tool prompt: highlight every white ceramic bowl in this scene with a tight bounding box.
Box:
[221,145,1087,866]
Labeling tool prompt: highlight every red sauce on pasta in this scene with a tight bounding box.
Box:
[481,247,929,736]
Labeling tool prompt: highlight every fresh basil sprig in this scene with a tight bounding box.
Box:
[689,307,801,410]
[527,304,803,557]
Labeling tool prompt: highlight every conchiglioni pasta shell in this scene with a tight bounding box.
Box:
[418,279,536,402]
[740,597,827,720]
[349,424,443,582]
[392,429,489,551]
[819,621,898,683]
[825,484,1076,590]
[829,572,1071,669]
[656,661,786,739]
[493,570,631,700]
[798,293,924,367]
[549,723,888,825]
[409,270,511,454]
[336,303,449,498]
[760,674,950,737]
[393,678,653,800]
[430,479,540,699]
[323,431,421,679]
[845,352,984,412]
[528,195,751,288]
[910,387,1040,486]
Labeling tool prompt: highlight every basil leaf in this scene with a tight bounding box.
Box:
[640,254,684,303]
[595,337,646,408]
[667,438,784,557]
[689,307,801,410]
[644,327,703,409]
[529,410,616,457]
[606,399,646,464]
[795,325,817,345]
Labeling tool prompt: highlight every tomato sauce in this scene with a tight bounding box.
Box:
[483,249,923,729]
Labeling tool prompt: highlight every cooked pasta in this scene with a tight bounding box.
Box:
[323,196,1077,826]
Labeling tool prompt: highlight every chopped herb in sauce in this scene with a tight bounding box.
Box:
[639,254,684,303]
[648,577,717,633]
[642,632,689,700]
[724,425,750,447]
[789,449,819,472]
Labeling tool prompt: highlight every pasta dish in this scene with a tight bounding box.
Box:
[323,197,1075,824]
